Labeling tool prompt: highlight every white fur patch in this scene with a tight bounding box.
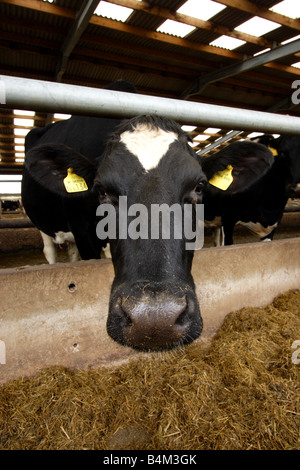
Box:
[237,221,278,239]
[40,231,79,264]
[54,231,75,244]
[120,123,178,171]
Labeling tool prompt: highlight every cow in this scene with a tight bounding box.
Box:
[1,199,20,211]
[23,79,138,263]
[206,134,300,245]
[22,109,274,352]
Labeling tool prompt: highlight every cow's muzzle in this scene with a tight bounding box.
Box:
[107,284,203,351]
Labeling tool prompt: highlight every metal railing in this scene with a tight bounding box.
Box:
[1,75,300,136]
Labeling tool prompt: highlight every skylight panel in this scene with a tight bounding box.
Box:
[253,48,271,56]
[94,1,133,22]
[271,0,300,19]
[181,125,197,132]
[13,110,35,116]
[54,113,71,120]
[194,134,210,141]
[0,176,22,195]
[247,132,263,138]
[14,129,30,136]
[282,34,300,45]
[210,35,246,50]
[204,127,221,134]
[0,175,22,181]
[157,19,195,38]
[235,17,280,37]
[14,118,34,127]
[177,0,226,22]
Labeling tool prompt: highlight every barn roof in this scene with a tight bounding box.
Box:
[1,0,300,174]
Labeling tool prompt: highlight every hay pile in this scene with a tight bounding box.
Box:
[1,290,299,450]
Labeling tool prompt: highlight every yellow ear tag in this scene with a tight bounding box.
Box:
[63,168,88,193]
[209,165,234,191]
[268,146,278,156]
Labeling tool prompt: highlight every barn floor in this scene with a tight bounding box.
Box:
[1,289,299,450]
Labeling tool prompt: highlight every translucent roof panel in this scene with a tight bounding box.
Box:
[13,118,34,127]
[177,0,226,21]
[270,0,300,19]
[13,110,35,116]
[234,16,280,37]
[194,134,210,141]
[157,19,195,38]
[204,127,221,133]
[181,125,197,131]
[94,1,133,22]
[210,35,246,50]
[282,34,300,44]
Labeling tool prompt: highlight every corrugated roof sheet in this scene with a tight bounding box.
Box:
[1,0,300,172]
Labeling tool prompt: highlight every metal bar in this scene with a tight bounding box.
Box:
[56,0,100,82]
[1,75,300,135]
[45,0,100,126]
[180,38,300,99]
[197,131,242,156]
[197,95,298,155]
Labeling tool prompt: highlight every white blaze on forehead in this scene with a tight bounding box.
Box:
[120,123,178,171]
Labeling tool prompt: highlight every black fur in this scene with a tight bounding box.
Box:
[22,110,274,351]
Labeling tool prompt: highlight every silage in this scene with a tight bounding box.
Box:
[0,290,299,450]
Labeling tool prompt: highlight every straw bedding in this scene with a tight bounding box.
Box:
[0,290,299,450]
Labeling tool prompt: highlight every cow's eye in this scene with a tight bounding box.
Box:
[195,181,205,194]
[98,186,109,203]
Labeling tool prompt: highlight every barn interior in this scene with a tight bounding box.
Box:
[1,0,300,250]
[0,0,300,451]
[1,0,300,173]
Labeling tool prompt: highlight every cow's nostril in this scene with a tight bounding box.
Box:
[118,295,190,351]
[107,288,202,352]
[174,306,189,327]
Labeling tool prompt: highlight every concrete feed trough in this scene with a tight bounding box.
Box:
[1,238,300,384]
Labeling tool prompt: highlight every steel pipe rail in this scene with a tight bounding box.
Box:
[1,75,300,135]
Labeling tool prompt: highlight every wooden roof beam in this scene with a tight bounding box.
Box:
[2,0,299,63]
[107,0,275,48]
[0,0,74,19]
[217,0,300,31]
[0,0,247,60]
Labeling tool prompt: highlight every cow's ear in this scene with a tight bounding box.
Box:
[200,141,274,193]
[24,144,97,197]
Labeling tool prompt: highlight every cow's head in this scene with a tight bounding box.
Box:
[94,116,206,351]
[24,115,274,351]
[251,134,300,196]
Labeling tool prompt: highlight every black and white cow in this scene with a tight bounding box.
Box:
[23,79,137,263]
[22,106,273,352]
[205,134,300,245]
